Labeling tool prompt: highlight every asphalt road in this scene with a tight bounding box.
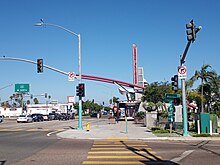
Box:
[0,118,220,165]
[146,140,220,165]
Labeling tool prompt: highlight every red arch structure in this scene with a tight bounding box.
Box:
[75,74,144,89]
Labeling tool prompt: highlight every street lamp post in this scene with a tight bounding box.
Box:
[35,21,83,130]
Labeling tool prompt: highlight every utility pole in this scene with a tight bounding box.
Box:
[180,20,202,136]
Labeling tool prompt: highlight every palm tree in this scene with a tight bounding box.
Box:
[188,64,217,113]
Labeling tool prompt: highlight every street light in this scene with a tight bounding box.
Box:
[35,20,83,130]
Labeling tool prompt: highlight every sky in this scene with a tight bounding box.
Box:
[0,0,220,105]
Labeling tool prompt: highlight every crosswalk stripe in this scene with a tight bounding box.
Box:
[87,155,160,159]
[107,137,128,140]
[82,161,145,164]
[94,142,147,145]
[88,151,157,154]
[93,144,146,147]
[82,139,163,165]
[91,148,152,151]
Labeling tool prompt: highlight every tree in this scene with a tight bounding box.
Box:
[142,81,173,103]
[112,96,119,103]
[142,82,172,113]
[33,98,39,104]
[188,64,218,113]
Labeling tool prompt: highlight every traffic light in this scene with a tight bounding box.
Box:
[37,59,43,73]
[76,83,85,97]
[171,75,178,92]
[76,85,80,96]
[79,83,85,97]
[173,97,180,106]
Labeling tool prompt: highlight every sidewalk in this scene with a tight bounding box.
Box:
[57,119,220,141]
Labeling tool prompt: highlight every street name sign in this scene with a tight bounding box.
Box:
[165,93,181,102]
[15,84,30,92]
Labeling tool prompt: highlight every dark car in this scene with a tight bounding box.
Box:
[48,113,60,120]
[60,113,70,120]
[31,113,44,122]
[43,114,52,121]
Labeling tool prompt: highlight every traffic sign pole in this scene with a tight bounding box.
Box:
[178,65,188,136]
[181,78,188,136]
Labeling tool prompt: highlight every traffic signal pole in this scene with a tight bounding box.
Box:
[181,78,188,136]
[180,20,201,136]
[180,41,191,136]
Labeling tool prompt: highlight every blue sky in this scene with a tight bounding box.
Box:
[0,0,219,104]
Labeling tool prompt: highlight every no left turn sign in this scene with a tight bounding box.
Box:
[178,66,187,79]
[68,72,75,81]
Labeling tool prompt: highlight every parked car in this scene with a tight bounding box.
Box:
[31,114,44,122]
[59,113,70,120]
[42,114,52,121]
[49,113,61,120]
[90,112,98,118]
[48,113,55,120]
[0,115,4,123]
[17,115,33,123]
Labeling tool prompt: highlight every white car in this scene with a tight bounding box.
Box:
[17,115,33,123]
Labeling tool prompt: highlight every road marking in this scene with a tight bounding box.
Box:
[83,139,163,165]
[82,161,146,164]
[46,129,64,136]
[87,155,159,159]
[0,128,65,132]
[171,150,195,163]
[91,147,152,151]
[88,151,157,154]
[93,144,146,147]
[0,129,8,131]
[94,142,147,145]
[107,137,128,140]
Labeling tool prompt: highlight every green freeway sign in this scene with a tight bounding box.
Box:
[165,93,180,102]
[15,84,30,92]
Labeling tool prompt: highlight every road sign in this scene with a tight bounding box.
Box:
[15,84,30,92]
[67,96,75,103]
[165,93,181,102]
[178,66,187,79]
[68,72,75,81]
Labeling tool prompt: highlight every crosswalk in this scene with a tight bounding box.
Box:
[82,138,163,165]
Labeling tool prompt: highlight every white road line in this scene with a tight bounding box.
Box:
[171,150,195,163]
[47,130,60,137]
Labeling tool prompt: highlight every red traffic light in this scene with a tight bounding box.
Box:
[76,83,85,97]
[37,59,43,73]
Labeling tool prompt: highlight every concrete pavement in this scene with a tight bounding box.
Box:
[57,118,220,141]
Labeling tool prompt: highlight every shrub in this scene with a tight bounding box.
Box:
[153,129,170,134]
[135,111,145,119]
[159,111,168,118]
[151,127,169,134]
[192,134,211,137]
